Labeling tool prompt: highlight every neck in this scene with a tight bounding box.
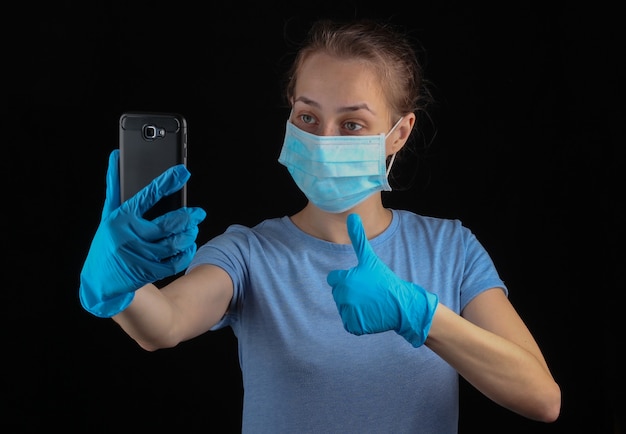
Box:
[290,194,392,244]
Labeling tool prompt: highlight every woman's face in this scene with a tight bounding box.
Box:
[291,52,393,139]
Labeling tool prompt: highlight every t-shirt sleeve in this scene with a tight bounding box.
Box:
[459,228,508,310]
[187,224,252,330]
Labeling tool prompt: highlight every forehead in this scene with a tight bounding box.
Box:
[294,52,388,114]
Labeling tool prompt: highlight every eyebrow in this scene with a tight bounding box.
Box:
[294,96,376,115]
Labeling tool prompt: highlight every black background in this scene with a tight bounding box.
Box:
[5,1,623,432]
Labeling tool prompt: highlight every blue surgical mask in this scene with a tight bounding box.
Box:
[278,117,403,213]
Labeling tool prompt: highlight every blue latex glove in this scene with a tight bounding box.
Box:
[79,150,207,318]
[327,213,439,347]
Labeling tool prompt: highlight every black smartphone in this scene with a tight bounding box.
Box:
[119,112,187,220]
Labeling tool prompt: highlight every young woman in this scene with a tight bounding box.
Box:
[79,18,561,433]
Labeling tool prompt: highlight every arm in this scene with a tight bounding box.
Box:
[426,289,561,422]
[80,151,232,352]
[112,264,234,351]
[327,213,561,423]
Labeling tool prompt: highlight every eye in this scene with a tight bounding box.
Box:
[300,114,316,125]
[344,121,363,133]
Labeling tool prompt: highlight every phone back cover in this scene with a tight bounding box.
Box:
[119,112,187,219]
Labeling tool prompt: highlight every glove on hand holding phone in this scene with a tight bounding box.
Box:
[327,213,439,348]
[79,150,206,318]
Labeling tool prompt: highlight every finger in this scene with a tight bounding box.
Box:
[130,207,204,259]
[146,227,200,266]
[102,150,121,219]
[129,207,205,244]
[126,220,200,265]
[346,213,376,265]
[134,243,198,281]
[327,269,348,287]
[151,207,207,236]
[124,164,191,217]
[162,243,198,275]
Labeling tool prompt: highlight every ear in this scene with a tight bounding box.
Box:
[388,113,416,154]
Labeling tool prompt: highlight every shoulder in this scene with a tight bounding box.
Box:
[201,216,300,251]
[387,209,482,255]
[190,217,293,272]
[393,209,468,235]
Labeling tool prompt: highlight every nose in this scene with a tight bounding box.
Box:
[318,123,340,136]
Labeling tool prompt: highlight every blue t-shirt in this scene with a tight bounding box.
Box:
[188,209,507,433]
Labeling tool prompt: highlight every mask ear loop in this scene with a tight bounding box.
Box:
[386,153,397,177]
[384,117,403,177]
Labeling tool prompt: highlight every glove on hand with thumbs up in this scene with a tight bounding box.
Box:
[327,213,439,348]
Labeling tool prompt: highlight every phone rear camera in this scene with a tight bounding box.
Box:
[143,125,165,140]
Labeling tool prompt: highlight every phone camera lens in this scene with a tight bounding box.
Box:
[143,125,165,140]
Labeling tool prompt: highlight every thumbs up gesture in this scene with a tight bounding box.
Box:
[327,214,439,347]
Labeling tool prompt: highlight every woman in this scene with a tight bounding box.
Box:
[79,18,561,433]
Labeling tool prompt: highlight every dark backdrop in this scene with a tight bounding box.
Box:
[5,1,622,433]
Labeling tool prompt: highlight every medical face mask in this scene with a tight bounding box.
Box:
[278,117,403,213]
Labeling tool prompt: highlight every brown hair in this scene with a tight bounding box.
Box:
[284,18,432,128]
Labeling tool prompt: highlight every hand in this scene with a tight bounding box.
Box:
[79,150,207,318]
[327,213,438,347]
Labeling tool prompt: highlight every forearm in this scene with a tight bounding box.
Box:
[112,283,181,351]
[425,303,561,422]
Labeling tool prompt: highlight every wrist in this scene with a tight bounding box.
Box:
[79,277,135,318]
[398,285,439,348]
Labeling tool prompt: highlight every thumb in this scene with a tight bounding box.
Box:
[102,149,121,220]
[346,213,375,266]
[124,164,191,217]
